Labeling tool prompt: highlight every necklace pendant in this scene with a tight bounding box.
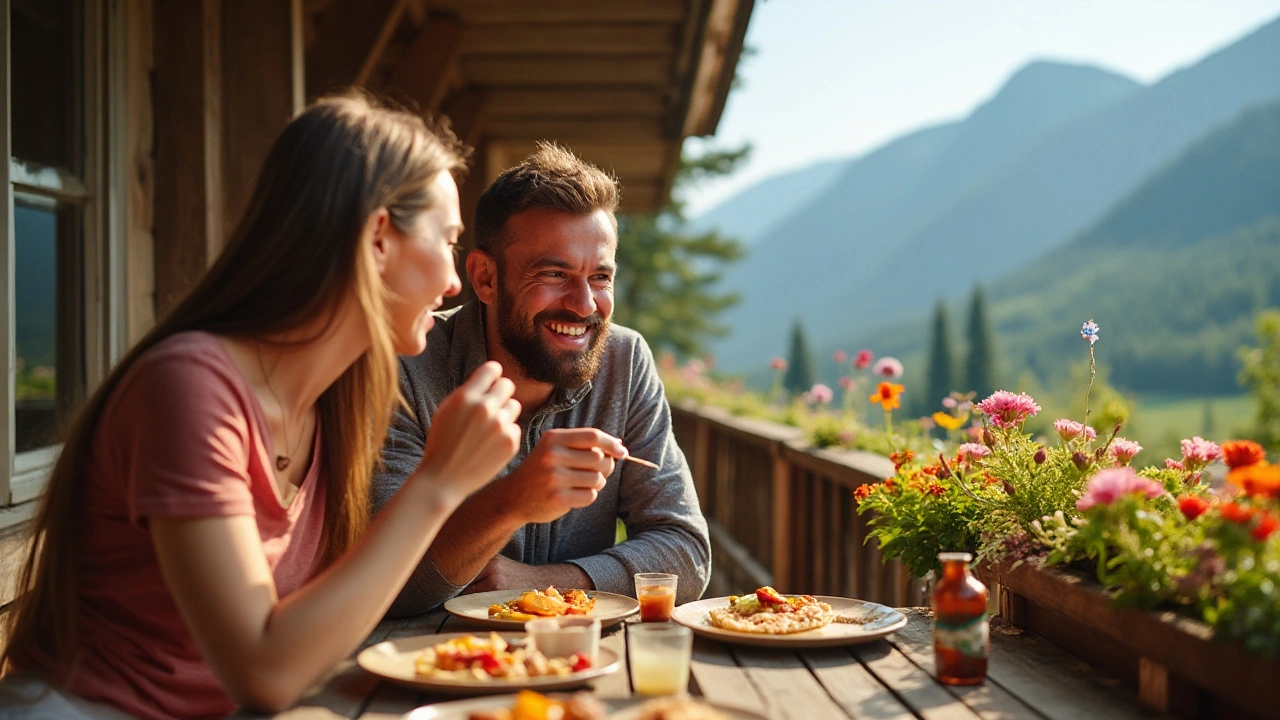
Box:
[276,455,291,472]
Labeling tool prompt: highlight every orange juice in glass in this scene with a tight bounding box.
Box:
[634,573,677,622]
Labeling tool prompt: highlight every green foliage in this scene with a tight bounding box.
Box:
[613,144,750,357]
[783,320,816,395]
[925,301,953,415]
[856,467,985,579]
[1240,309,1280,447]
[964,286,996,399]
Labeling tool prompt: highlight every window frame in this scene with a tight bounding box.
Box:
[2,0,117,508]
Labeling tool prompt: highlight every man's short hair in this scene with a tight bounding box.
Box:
[474,142,620,260]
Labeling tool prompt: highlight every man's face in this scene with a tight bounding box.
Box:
[492,207,616,388]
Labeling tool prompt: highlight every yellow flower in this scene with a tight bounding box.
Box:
[932,412,965,431]
[869,382,905,411]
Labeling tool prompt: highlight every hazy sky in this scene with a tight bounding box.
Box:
[683,0,1280,216]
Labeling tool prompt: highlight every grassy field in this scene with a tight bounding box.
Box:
[1126,394,1256,465]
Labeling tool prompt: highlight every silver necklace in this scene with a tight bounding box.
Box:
[256,344,306,472]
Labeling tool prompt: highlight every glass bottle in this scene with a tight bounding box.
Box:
[932,551,988,685]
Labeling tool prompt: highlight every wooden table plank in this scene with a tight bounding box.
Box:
[850,641,982,720]
[732,645,852,719]
[593,620,632,699]
[802,647,918,720]
[982,622,1154,720]
[886,611,1044,720]
[688,636,766,711]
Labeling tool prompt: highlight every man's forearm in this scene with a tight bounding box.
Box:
[425,482,525,585]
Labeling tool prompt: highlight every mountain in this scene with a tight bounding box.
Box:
[708,61,1143,368]
[688,158,846,247]
[989,98,1280,396]
[708,15,1280,372]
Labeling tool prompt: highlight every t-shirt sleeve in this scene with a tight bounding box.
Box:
[110,349,259,524]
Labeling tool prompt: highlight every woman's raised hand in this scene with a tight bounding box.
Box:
[416,361,521,497]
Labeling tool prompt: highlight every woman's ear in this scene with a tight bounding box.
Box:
[467,249,498,305]
[366,208,394,275]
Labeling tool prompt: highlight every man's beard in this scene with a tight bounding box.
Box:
[495,281,610,388]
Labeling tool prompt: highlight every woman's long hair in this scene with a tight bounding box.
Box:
[1,91,467,681]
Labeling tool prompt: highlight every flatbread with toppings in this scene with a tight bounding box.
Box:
[706,587,834,634]
[488,586,597,622]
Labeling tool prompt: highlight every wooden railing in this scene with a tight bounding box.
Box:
[671,401,924,607]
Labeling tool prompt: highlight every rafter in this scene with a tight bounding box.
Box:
[304,0,405,97]
[385,14,464,113]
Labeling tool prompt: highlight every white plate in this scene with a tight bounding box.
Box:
[403,694,770,720]
[444,589,640,629]
[357,632,620,694]
[671,595,907,648]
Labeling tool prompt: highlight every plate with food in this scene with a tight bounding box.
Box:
[358,632,620,694]
[445,587,640,629]
[403,690,769,720]
[670,586,907,648]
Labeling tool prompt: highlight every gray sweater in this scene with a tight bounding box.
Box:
[372,301,711,616]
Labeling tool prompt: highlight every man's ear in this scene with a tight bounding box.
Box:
[467,249,499,305]
[365,208,393,275]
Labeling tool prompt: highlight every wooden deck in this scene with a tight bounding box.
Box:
[243,608,1154,720]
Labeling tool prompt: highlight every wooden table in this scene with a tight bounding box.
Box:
[242,609,1158,720]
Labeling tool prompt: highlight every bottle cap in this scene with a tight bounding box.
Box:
[937,552,973,563]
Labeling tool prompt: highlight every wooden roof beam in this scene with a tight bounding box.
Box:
[441,88,490,149]
[385,14,464,113]
[462,24,677,55]
[431,0,686,24]
[305,0,406,97]
[463,57,672,87]
[487,89,666,119]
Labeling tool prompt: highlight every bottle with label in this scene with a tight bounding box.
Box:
[932,551,988,685]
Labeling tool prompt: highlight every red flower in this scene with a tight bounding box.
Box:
[1178,495,1210,521]
[1253,512,1280,542]
[853,349,874,369]
[926,482,945,496]
[1222,440,1266,469]
[1219,502,1255,525]
[853,484,873,502]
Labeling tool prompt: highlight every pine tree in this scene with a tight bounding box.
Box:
[926,300,953,413]
[783,320,816,395]
[965,285,996,400]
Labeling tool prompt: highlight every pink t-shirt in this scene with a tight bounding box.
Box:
[56,331,326,719]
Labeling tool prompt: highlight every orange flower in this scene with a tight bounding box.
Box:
[869,382,905,410]
[890,450,915,470]
[926,482,946,496]
[1222,440,1266,470]
[1227,462,1280,497]
[853,484,873,502]
[932,412,965,431]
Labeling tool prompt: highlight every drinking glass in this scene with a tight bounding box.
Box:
[634,572,678,622]
[628,622,692,696]
[525,616,601,666]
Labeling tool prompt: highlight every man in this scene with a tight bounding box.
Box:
[373,143,711,615]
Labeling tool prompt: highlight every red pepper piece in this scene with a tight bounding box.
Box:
[569,652,592,673]
[756,586,788,606]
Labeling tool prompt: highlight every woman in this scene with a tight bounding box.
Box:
[0,92,521,718]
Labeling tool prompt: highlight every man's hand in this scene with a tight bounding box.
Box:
[464,555,593,594]
[493,428,625,525]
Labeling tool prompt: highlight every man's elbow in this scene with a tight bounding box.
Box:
[223,672,305,714]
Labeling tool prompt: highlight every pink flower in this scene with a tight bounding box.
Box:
[770,357,787,371]
[919,416,937,431]
[853,350,874,369]
[833,350,848,364]
[1053,419,1096,443]
[1109,438,1143,466]
[942,397,958,409]
[804,383,834,405]
[976,391,1041,429]
[958,443,991,464]
[967,423,984,443]
[1165,459,1186,471]
[1076,467,1165,511]
[838,376,855,391]
[872,357,904,378]
[1180,436,1222,471]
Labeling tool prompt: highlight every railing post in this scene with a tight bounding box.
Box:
[770,449,792,592]
[692,416,711,508]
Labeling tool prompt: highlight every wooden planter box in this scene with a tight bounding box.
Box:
[980,558,1280,719]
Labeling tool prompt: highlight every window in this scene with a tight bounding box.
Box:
[3,0,108,506]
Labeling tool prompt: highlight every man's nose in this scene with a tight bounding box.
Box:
[444,266,462,297]
[562,279,596,318]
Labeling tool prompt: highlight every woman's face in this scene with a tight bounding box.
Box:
[381,170,463,356]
